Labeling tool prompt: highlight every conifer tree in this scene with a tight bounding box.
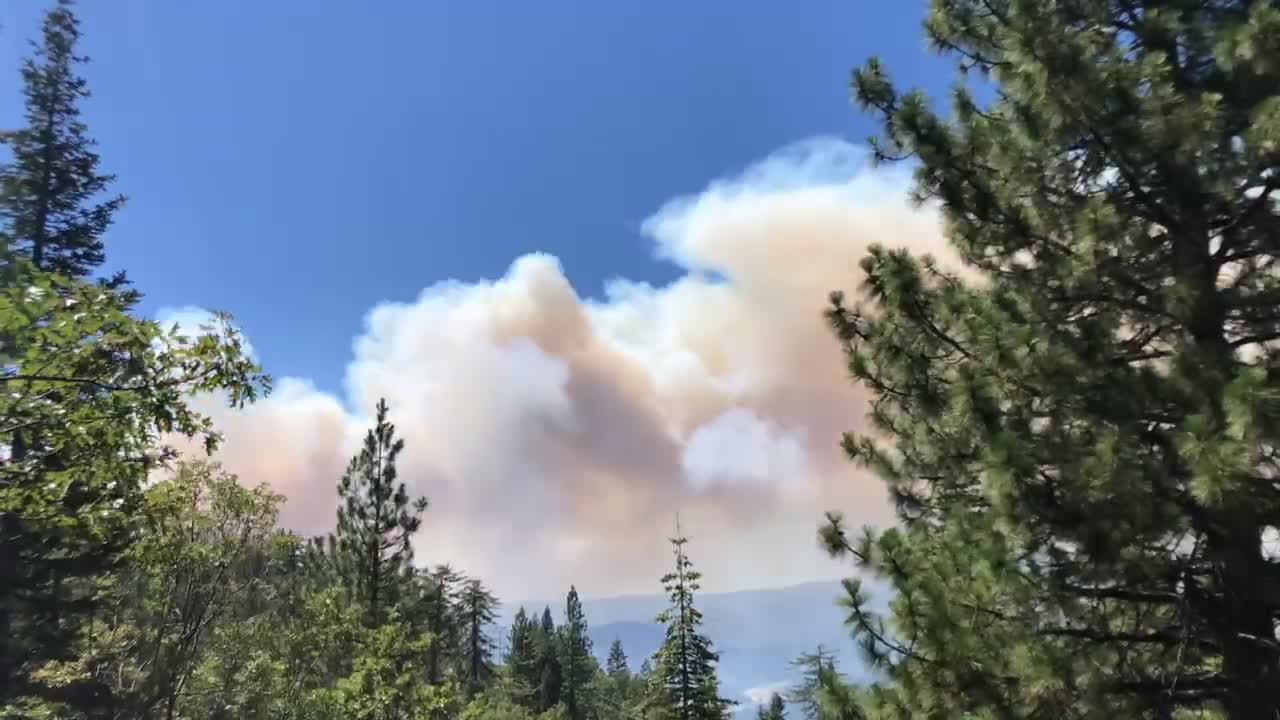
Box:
[602,638,634,712]
[0,0,124,278]
[786,646,841,720]
[422,564,464,685]
[505,607,541,708]
[537,607,562,712]
[820,1,1280,718]
[652,529,731,720]
[459,579,499,699]
[606,638,630,682]
[318,398,426,628]
[558,586,594,720]
[756,693,787,720]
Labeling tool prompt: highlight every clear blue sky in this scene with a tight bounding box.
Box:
[0,1,951,396]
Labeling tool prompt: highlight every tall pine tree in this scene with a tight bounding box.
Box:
[820,1,1280,718]
[537,606,562,713]
[756,693,787,720]
[421,564,464,685]
[319,398,427,628]
[786,646,841,720]
[0,6,152,705]
[458,578,498,699]
[0,0,124,278]
[606,638,630,682]
[558,586,595,720]
[652,528,731,720]
[505,607,541,708]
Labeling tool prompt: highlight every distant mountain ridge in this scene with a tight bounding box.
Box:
[497,579,884,712]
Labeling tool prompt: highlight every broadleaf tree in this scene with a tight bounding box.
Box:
[0,266,268,711]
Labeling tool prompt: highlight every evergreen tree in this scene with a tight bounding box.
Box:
[600,638,634,716]
[459,579,499,699]
[0,0,124,278]
[605,638,630,682]
[820,1,1280,718]
[319,398,427,628]
[506,607,541,708]
[422,564,464,685]
[558,586,594,720]
[786,646,840,720]
[756,693,787,720]
[537,607,562,712]
[652,529,731,720]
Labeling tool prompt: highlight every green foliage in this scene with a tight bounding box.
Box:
[418,563,465,685]
[0,0,125,279]
[507,607,542,709]
[460,578,500,699]
[822,1,1280,718]
[757,693,787,720]
[787,646,842,720]
[606,638,630,682]
[313,398,427,628]
[0,264,267,710]
[538,607,563,713]
[651,531,732,720]
[0,5,510,718]
[91,461,282,719]
[558,586,596,720]
[319,619,461,720]
[460,687,537,720]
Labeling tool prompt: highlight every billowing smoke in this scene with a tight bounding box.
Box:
[167,137,953,600]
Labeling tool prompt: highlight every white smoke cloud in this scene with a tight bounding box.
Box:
[163,136,954,600]
[156,304,257,360]
[743,682,791,707]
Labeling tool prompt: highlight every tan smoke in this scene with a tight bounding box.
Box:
[170,138,956,600]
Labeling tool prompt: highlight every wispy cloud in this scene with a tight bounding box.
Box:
[743,681,791,706]
[164,137,952,600]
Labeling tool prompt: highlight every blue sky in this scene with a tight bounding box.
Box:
[1,1,950,397]
[2,3,966,599]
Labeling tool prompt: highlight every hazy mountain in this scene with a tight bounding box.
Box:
[499,579,885,713]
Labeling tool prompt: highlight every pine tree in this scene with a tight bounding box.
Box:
[652,528,731,720]
[820,1,1280,718]
[0,0,124,278]
[505,607,541,708]
[756,693,787,720]
[422,564,464,685]
[537,606,562,712]
[600,637,634,715]
[786,646,840,720]
[606,638,630,682]
[558,586,595,720]
[318,398,427,628]
[459,579,499,699]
